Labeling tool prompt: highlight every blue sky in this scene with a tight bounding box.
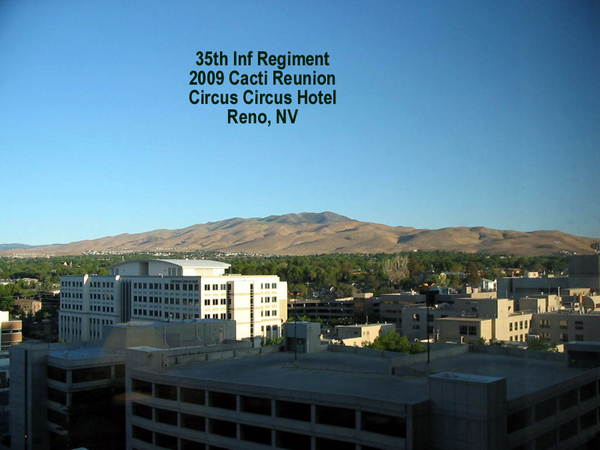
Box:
[1,0,599,245]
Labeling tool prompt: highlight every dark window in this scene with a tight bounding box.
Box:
[181,439,206,450]
[47,408,67,427]
[71,387,111,408]
[181,413,205,432]
[47,387,66,405]
[581,381,597,402]
[559,419,578,442]
[362,411,406,437]
[132,378,152,396]
[315,405,355,428]
[277,400,311,422]
[209,391,236,410]
[316,437,354,450]
[72,366,111,383]
[114,364,125,378]
[277,431,311,450]
[210,418,236,438]
[581,409,598,430]
[155,383,177,401]
[156,432,178,449]
[535,429,556,449]
[535,397,557,421]
[241,395,271,415]
[132,425,152,444]
[132,402,152,420]
[47,366,67,383]
[181,387,205,405]
[507,408,531,433]
[241,424,271,445]
[559,390,578,411]
[156,407,178,426]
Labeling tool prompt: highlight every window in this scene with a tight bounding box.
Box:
[509,323,513,331]
[459,325,467,335]
[540,319,550,328]
[468,326,477,336]
[559,320,568,329]
[204,284,210,291]
[560,333,569,342]
[575,321,584,330]
[213,284,219,290]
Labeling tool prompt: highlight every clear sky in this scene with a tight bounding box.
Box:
[1,0,599,245]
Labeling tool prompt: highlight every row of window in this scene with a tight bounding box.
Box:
[204,298,229,306]
[508,320,531,332]
[135,296,201,306]
[130,382,406,438]
[204,313,230,320]
[204,284,229,291]
[90,281,115,288]
[61,292,83,299]
[507,383,600,449]
[459,325,477,336]
[132,309,201,320]
[90,305,114,313]
[61,281,83,287]
[540,319,585,330]
[62,303,83,310]
[91,293,114,300]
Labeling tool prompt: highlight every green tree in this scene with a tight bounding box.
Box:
[363,331,425,354]
[0,285,13,312]
[527,337,558,352]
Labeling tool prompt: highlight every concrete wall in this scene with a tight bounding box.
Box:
[9,344,51,450]
[429,372,507,450]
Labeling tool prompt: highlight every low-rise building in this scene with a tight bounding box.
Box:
[334,323,395,346]
[14,298,43,316]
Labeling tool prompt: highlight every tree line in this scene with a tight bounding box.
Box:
[0,251,568,303]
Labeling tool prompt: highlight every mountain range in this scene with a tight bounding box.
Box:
[2,212,597,257]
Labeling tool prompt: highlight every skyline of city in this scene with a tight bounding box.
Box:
[1,1,599,245]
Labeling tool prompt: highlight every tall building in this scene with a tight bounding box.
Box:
[59,259,287,342]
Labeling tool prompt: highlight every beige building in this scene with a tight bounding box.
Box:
[334,323,395,346]
[530,312,600,345]
[14,298,43,316]
[435,298,534,345]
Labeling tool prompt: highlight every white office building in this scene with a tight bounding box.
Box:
[59,259,288,342]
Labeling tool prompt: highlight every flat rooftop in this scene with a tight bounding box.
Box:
[162,347,588,404]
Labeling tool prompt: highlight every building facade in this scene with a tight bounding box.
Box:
[59,259,287,342]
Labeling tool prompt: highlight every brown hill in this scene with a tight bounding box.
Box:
[3,212,597,257]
